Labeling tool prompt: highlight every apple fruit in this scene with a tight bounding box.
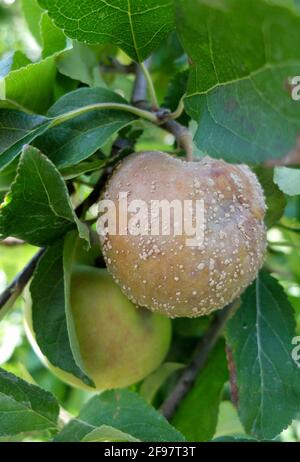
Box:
[99,151,267,318]
[25,266,171,390]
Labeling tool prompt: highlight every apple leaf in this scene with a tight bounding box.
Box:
[0,51,31,80]
[0,109,50,172]
[253,167,287,228]
[56,42,105,87]
[0,159,18,198]
[55,390,185,442]
[213,436,257,442]
[0,146,89,246]
[171,340,228,442]
[0,368,59,437]
[0,56,57,113]
[35,87,136,168]
[274,167,300,196]
[176,0,300,163]
[30,234,94,387]
[60,158,107,180]
[38,0,175,62]
[226,270,300,440]
[41,12,68,59]
[63,231,94,383]
[82,425,140,442]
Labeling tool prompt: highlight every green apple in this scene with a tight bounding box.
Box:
[25,266,171,390]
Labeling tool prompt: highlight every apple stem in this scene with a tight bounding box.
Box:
[50,102,160,128]
[181,129,194,162]
[0,248,45,312]
[169,96,185,120]
[140,61,159,111]
[162,119,194,161]
[132,61,149,106]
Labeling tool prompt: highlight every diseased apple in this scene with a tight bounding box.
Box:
[25,266,171,390]
[99,151,267,318]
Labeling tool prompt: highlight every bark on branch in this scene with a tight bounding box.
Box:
[0,248,45,310]
[160,301,238,420]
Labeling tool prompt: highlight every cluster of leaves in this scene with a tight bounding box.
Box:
[1,0,300,443]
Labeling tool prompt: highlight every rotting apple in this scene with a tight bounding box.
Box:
[99,151,267,318]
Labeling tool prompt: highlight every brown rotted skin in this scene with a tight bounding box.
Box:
[99,151,267,318]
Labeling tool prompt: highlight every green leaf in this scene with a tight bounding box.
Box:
[226,270,300,440]
[57,42,104,87]
[0,368,59,437]
[30,235,94,387]
[21,0,44,45]
[82,425,140,442]
[41,12,68,59]
[55,390,185,442]
[35,87,136,168]
[60,158,107,180]
[63,232,93,381]
[172,340,228,442]
[38,0,175,62]
[151,30,187,76]
[0,51,31,79]
[274,167,300,196]
[254,167,287,228]
[140,362,185,404]
[213,435,257,442]
[0,109,50,172]
[47,83,134,118]
[0,146,89,246]
[0,159,18,196]
[176,0,300,163]
[215,401,245,438]
[0,56,57,113]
